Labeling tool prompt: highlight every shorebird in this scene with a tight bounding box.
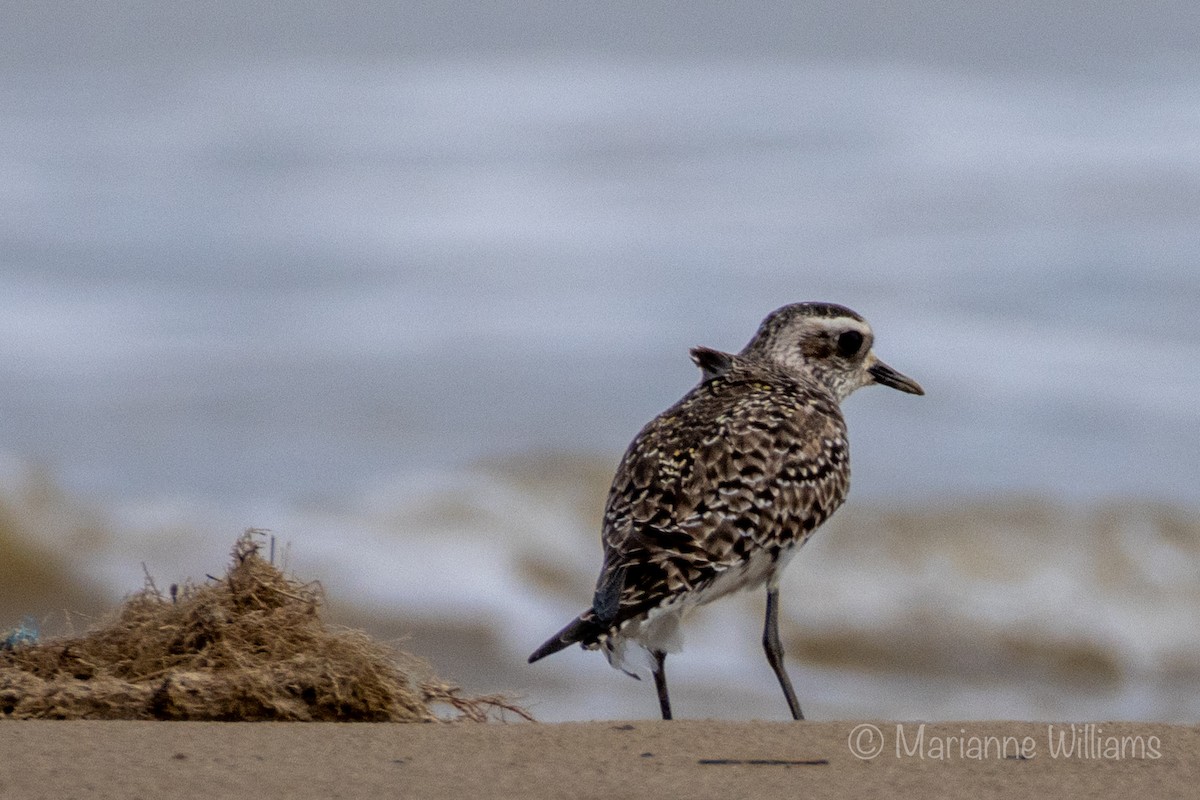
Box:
[528,302,923,720]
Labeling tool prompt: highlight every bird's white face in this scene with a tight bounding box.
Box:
[742,304,924,401]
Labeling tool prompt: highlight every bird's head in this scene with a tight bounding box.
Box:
[739,302,924,401]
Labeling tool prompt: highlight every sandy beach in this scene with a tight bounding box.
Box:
[1,720,1192,799]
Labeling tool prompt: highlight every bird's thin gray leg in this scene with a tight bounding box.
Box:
[763,585,804,720]
[651,650,672,720]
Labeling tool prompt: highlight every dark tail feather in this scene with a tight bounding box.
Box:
[528,613,601,663]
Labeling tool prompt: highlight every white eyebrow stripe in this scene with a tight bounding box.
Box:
[808,318,873,336]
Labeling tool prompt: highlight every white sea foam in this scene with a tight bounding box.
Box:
[13,456,1186,723]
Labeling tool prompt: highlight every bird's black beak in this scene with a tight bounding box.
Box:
[868,359,924,395]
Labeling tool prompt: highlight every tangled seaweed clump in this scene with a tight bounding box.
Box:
[0,532,529,722]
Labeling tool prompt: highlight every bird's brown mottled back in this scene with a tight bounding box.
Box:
[587,356,849,632]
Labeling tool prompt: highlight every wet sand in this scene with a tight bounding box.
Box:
[0,720,1192,799]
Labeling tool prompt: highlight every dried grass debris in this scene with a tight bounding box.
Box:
[0,531,530,722]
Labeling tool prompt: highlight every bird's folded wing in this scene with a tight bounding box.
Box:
[592,374,848,626]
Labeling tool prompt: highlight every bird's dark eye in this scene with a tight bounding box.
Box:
[836,330,864,358]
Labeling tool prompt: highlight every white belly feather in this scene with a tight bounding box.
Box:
[600,545,799,678]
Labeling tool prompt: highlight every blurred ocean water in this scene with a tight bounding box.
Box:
[1,56,1198,721]
[3,59,1198,503]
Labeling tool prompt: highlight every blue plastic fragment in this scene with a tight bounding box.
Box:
[1,615,39,650]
